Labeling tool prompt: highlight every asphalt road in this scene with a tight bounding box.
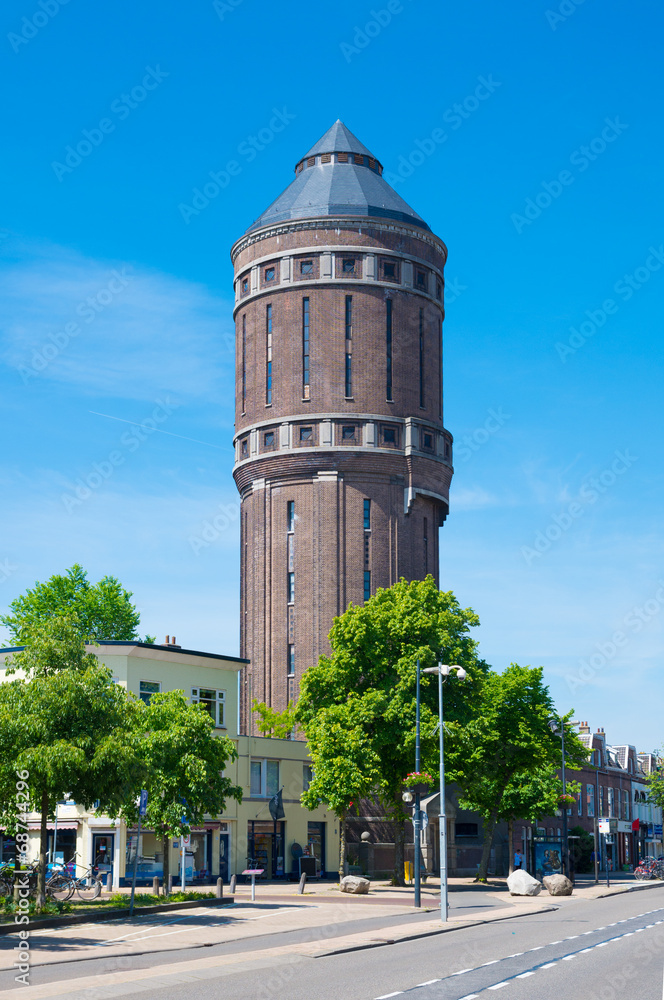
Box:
[2,887,663,999]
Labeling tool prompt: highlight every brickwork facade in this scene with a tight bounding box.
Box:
[231,125,454,730]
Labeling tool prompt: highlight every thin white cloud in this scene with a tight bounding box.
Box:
[0,239,235,403]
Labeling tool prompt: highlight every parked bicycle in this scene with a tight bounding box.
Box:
[0,860,73,901]
[634,858,664,880]
[50,855,103,901]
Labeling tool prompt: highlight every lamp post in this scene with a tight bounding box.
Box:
[423,663,466,923]
[549,716,569,878]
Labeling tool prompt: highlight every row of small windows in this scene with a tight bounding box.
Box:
[239,423,449,458]
[238,258,443,298]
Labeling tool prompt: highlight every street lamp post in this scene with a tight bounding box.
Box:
[423,663,466,923]
[549,716,569,878]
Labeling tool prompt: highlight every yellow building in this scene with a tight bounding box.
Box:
[0,640,338,886]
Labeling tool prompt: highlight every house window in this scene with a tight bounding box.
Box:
[587,784,595,817]
[382,425,397,446]
[364,570,371,601]
[191,687,225,727]
[608,787,615,818]
[287,500,295,533]
[345,295,352,397]
[241,438,248,457]
[302,298,310,398]
[139,680,160,705]
[419,308,425,408]
[342,425,356,441]
[303,764,313,791]
[386,299,393,401]
[287,572,295,603]
[241,314,246,413]
[266,304,272,405]
[416,270,426,288]
[299,426,312,442]
[300,260,313,274]
[599,786,605,816]
[383,262,395,279]
[577,790,583,817]
[363,498,371,531]
[265,267,275,282]
[343,258,355,273]
[422,431,434,451]
[623,789,630,821]
[266,760,279,797]
[242,277,248,293]
[455,823,479,838]
[288,643,295,676]
[264,431,274,447]
[250,760,262,796]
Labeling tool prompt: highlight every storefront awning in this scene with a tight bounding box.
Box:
[27,822,79,831]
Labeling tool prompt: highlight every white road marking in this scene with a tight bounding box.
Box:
[516,971,535,978]
[415,980,440,987]
[487,983,509,990]
[375,993,403,999]
[540,962,557,969]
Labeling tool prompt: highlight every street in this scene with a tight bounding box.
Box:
[0,885,662,999]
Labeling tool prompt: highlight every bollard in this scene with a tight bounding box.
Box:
[105,872,112,892]
[229,874,237,895]
[298,872,307,894]
[216,877,223,899]
[167,875,174,896]
[152,876,160,897]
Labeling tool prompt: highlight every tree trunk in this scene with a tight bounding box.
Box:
[338,810,346,881]
[162,828,170,895]
[508,818,514,875]
[37,788,48,909]
[393,807,406,887]
[475,811,498,882]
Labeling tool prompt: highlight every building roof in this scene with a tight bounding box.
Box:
[0,640,249,664]
[245,120,431,234]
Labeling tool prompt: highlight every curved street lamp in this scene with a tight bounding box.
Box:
[423,663,466,922]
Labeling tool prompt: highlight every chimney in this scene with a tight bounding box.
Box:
[170,636,181,649]
[165,635,170,645]
[578,721,590,734]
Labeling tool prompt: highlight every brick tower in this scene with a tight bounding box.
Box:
[231,122,453,730]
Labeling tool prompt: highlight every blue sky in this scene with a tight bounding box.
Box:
[1,0,662,749]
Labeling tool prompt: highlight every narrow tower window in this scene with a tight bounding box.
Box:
[287,643,295,677]
[266,304,272,405]
[386,299,393,401]
[241,313,246,414]
[287,500,295,533]
[302,297,310,399]
[419,308,425,408]
[287,572,295,604]
[363,499,371,531]
[363,499,371,600]
[364,570,371,601]
[345,295,352,398]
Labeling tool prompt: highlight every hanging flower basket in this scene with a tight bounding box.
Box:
[558,793,576,807]
[403,772,433,796]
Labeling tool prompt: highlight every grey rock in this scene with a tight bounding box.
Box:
[543,874,574,896]
[507,869,543,896]
[339,875,370,894]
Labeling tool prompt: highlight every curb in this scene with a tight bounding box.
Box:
[311,904,560,957]
[595,880,664,899]
[0,896,235,936]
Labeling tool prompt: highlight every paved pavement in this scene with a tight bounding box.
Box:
[0,878,661,998]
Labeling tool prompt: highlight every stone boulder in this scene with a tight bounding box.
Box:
[543,874,573,896]
[507,869,543,896]
[339,875,370,894]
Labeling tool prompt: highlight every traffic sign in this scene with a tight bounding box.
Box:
[139,790,148,817]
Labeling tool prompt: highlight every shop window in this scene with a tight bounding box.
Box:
[191,687,225,727]
[455,823,478,838]
[139,680,160,705]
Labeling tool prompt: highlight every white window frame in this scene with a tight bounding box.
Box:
[139,680,161,704]
[191,687,226,727]
[249,758,280,797]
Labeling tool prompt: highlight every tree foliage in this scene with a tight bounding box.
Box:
[118,690,243,891]
[0,564,150,644]
[295,576,488,884]
[252,699,296,739]
[0,617,144,905]
[300,695,383,878]
[445,663,589,879]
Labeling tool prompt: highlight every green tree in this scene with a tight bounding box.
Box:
[296,576,487,884]
[501,769,581,874]
[646,757,664,813]
[118,691,243,892]
[0,617,145,906]
[300,695,383,879]
[0,564,152,644]
[252,699,296,739]
[445,664,588,881]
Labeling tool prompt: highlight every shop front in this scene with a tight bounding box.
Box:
[247,821,285,879]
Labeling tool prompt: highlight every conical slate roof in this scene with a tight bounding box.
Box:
[245,121,430,233]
